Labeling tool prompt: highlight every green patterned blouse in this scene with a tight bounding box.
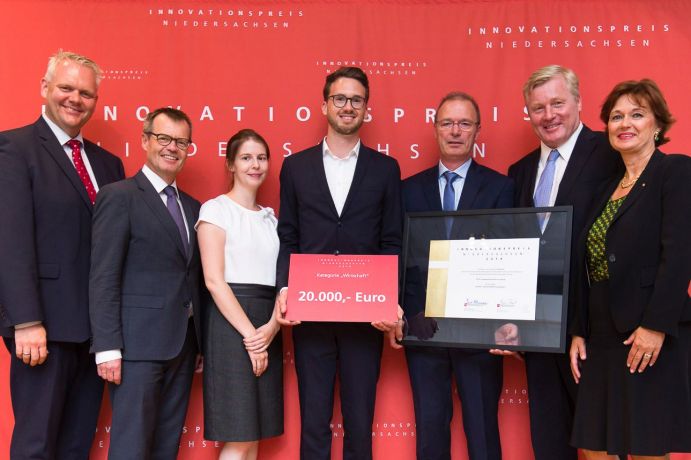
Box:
[586,196,626,283]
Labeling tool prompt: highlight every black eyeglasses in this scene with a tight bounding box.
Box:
[328,94,366,109]
[436,120,478,132]
[144,132,192,150]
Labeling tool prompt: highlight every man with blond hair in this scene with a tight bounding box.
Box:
[0,50,124,458]
[503,65,621,460]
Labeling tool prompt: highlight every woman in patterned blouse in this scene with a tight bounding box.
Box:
[568,80,691,459]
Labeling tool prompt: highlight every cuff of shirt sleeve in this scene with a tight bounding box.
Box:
[95,349,122,365]
[14,321,42,329]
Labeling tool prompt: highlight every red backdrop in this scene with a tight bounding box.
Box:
[1,1,690,458]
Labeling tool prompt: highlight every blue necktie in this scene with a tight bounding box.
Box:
[163,186,190,257]
[534,149,559,230]
[443,171,459,236]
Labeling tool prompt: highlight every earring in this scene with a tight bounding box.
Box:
[654,130,660,142]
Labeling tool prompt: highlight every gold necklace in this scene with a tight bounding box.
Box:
[620,174,639,189]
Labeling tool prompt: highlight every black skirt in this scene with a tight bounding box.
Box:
[203,283,284,442]
[571,281,691,455]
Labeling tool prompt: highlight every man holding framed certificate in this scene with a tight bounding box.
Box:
[401,92,514,460]
[274,66,402,460]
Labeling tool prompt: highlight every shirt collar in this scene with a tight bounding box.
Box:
[142,164,178,195]
[322,137,360,160]
[438,157,472,179]
[42,113,84,147]
[539,122,583,164]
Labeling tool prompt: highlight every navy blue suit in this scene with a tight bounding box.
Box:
[402,160,514,460]
[89,170,203,459]
[508,125,622,460]
[0,117,124,459]
[276,142,402,460]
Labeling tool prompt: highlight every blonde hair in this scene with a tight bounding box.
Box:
[44,50,103,86]
[523,65,579,102]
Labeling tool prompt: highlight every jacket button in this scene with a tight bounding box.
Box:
[608,254,616,263]
[334,250,340,256]
[337,221,342,227]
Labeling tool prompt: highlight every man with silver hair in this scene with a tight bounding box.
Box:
[501,65,622,460]
[0,50,124,458]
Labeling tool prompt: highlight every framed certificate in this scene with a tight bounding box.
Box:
[286,254,399,322]
[402,206,573,353]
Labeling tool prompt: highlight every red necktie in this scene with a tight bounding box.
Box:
[66,139,97,204]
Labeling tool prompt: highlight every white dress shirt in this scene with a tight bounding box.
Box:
[322,138,360,216]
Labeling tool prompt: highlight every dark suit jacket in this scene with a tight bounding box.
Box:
[508,125,623,328]
[0,117,124,341]
[401,161,515,319]
[276,142,402,289]
[570,151,691,338]
[89,170,202,360]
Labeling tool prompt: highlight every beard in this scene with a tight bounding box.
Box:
[326,110,364,136]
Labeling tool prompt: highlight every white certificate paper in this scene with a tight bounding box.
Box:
[427,238,539,320]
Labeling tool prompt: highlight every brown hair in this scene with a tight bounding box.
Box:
[323,66,369,102]
[225,129,270,167]
[600,79,675,146]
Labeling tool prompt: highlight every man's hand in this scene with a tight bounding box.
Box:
[406,312,438,340]
[494,323,520,346]
[489,323,523,360]
[372,305,404,349]
[97,358,122,385]
[14,324,48,366]
[274,289,300,326]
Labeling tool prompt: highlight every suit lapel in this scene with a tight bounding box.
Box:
[610,150,662,226]
[521,149,540,207]
[422,166,443,211]
[555,126,596,206]
[309,144,340,217]
[180,193,197,266]
[458,161,482,211]
[341,145,371,216]
[36,118,93,211]
[83,140,111,188]
[134,171,188,260]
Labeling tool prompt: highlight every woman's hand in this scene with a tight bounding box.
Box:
[244,320,280,353]
[247,349,269,377]
[623,326,665,373]
[569,336,587,384]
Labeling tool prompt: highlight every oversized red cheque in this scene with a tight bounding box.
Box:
[286,254,399,322]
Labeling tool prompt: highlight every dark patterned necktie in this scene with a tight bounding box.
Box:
[163,186,189,257]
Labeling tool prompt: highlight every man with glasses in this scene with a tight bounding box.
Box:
[275,66,402,460]
[89,107,203,459]
[0,50,124,459]
[401,92,514,460]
